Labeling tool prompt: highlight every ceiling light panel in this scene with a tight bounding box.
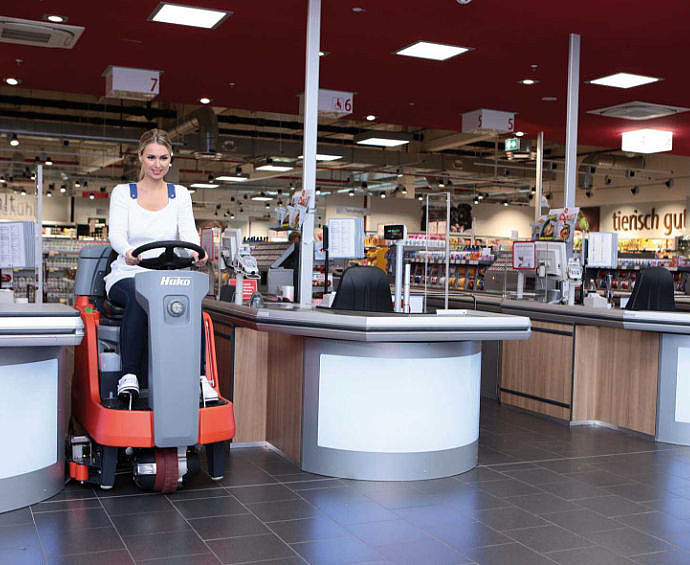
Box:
[589,72,661,89]
[216,175,249,182]
[190,183,219,188]
[149,3,231,29]
[395,41,471,61]
[621,128,673,154]
[299,154,343,162]
[255,164,294,172]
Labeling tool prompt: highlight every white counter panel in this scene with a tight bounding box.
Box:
[676,347,690,424]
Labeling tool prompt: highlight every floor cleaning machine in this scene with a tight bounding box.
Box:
[68,240,235,492]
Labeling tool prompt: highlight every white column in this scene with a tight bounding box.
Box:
[298,0,321,305]
[35,164,43,304]
[563,33,581,210]
[535,131,544,223]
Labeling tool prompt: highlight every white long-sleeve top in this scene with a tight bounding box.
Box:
[104,183,200,294]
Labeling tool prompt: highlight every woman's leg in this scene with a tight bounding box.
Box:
[108,278,147,377]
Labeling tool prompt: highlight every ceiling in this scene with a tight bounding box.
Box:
[2,1,690,153]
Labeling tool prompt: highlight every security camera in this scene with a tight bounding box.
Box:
[585,189,592,198]
[630,186,639,195]
[665,179,674,189]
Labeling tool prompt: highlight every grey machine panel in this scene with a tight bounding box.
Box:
[657,333,690,446]
[136,270,208,448]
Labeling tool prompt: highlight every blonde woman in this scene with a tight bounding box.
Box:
[104,128,215,401]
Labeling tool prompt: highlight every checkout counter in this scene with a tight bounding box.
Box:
[203,300,531,480]
[0,304,84,513]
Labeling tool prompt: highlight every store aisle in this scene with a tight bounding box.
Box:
[3,400,690,565]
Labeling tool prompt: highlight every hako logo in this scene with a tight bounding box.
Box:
[160,276,191,286]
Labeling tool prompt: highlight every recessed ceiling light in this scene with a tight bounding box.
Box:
[352,7,366,13]
[298,154,343,162]
[199,97,211,104]
[89,194,95,200]
[4,77,20,86]
[395,40,471,61]
[519,79,538,85]
[216,175,249,182]
[190,183,219,188]
[542,96,558,102]
[251,193,273,201]
[515,131,525,137]
[621,128,673,154]
[149,3,230,29]
[9,134,19,147]
[589,72,661,89]
[319,50,329,57]
[45,14,67,23]
[354,131,412,147]
[365,114,376,121]
[45,156,53,166]
[503,200,509,206]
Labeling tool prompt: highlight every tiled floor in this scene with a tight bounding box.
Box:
[4,399,690,564]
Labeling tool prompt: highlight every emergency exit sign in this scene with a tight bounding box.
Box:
[505,137,519,151]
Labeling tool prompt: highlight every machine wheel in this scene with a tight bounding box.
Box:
[154,448,179,493]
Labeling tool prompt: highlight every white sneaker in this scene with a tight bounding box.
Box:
[200,375,219,402]
[117,373,139,398]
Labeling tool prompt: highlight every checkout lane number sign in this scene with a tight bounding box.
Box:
[513,241,537,270]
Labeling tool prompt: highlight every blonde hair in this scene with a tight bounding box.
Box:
[138,128,173,180]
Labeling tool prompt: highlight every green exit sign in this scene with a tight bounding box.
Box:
[505,137,519,151]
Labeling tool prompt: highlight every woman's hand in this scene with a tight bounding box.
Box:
[192,250,208,268]
[124,248,140,266]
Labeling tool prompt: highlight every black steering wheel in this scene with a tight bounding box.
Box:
[132,240,206,270]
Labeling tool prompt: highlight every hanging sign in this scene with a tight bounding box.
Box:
[103,66,161,100]
[299,89,354,118]
[462,108,515,134]
[512,241,536,270]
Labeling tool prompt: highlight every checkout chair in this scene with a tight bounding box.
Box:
[331,266,394,313]
[626,266,676,311]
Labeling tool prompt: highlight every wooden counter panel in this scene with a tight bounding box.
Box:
[233,327,268,443]
[500,320,574,418]
[267,333,303,463]
[573,326,659,435]
[212,321,234,400]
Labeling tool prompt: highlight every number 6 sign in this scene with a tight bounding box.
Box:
[299,88,354,118]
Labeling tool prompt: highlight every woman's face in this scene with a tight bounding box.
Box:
[139,142,171,181]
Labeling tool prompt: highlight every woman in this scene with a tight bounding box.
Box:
[103,128,216,402]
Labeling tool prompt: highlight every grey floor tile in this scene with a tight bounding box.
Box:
[0,507,33,527]
[32,498,101,513]
[538,459,599,474]
[34,507,112,532]
[607,483,674,503]
[321,501,398,525]
[393,505,468,527]
[364,489,449,510]
[575,495,649,517]
[643,496,690,519]
[123,530,210,561]
[568,470,631,487]
[268,516,349,543]
[631,550,690,564]
[189,513,269,540]
[48,549,135,564]
[100,494,174,516]
[0,545,47,565]
[548,545,638,564]
[345,519,431,546]
[467,542,557,564]
[40,525,125,556]
[501,467,565,485]
[659,530,690,550]
[209,532,296,563]
[440,489,512,512]
[615,511,690,538]
[0,522,40,550]
[476,478,542,498]
[133,554,222,564]
[585,527,674,557]
[110,509,192,536]
[505,524,592,552]
[423,520,513,550]
[540,479,609,500]
[472,506,548,531]
[456,467,508,484]
[376,538,469,564]
[229,484,299,504]
[541,508,623,535]
[172,496,247,519]
[290,536,382,565]
[506,492,581,515]
[248,499,321,522]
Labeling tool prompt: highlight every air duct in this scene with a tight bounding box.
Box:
[168,107,220,159]
[578,152,646,189]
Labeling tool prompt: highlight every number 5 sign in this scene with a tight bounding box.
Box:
[299,88,354,118]
[103,66,162,101]
[461,108,515,134]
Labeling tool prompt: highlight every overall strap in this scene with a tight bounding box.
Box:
[167,183,176,199]
[129,183,137,199]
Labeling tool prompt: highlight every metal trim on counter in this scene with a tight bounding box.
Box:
[499,386,571,409]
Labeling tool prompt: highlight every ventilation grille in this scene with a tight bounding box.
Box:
[0,17,84,49]
[589,101,689,121]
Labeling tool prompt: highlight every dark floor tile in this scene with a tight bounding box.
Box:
[541,508,623,535]
[209,532,296,564]
[217,467,278,487]
[506,492,581,515]
[504,524,592,552]
[586,527,674,557]
[393,504,468,527]
[501,467,565,485]
[376,538,468,564]
[456,467,507,484]
[441,489,512,512]
[288,479,349,491]
[548,545,638,564]
[172,496,247,519]
[614,511,690,537]
[472,506,548,531]
[576,495,649,517]
[290,536,382,565]
[124,530,210,561]
[42,483,98,502]
[423,519,512,550]
[345,519,430,546]
[660,530,690,550]
[268,516,348,543]
[540,478,609,500]
[135,554,221,564]
[568,470,631,487]
[100,494,174,516]
[41,525,125,556]
[48,549,134,564]
[321,501,398,525]
[365,489,448,510]
[298,487,371,508]
[228,484,299,504]
[190,512,268,540]
[476,478,541,498]
[276,471,333,484]
[0,544,45,565]
[166,487,229,502]
[111,509,194,536]
[632,550,690,564]
[467,542,556,565]
[95,477,148,498]
[248,499,321,522]
[31,498,101,513]
[607,483,673,503]
[0,507,33,526]
[478,447,518,466]
[411,477,471,495]
[644,496,690,519]
[538,459,599,474]
[34,507,111,531]
[0,522,40,550]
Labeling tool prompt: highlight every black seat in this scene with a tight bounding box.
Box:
[331,266,394,313]
[102,298,125,320]
[625,266,676,311]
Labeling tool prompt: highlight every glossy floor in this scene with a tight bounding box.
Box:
[3,400,690,564]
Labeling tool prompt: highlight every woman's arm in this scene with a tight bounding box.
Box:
[108,186,131,255]
[176,186,206,266]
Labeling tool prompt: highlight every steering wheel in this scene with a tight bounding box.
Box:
[131,240,206,270]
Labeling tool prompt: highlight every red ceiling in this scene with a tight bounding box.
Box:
[3,1,690,154]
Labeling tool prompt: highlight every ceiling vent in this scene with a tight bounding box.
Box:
[0,17,84,49]
[588,101,689,121]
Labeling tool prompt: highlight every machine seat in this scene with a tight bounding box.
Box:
[102,298,125,320]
